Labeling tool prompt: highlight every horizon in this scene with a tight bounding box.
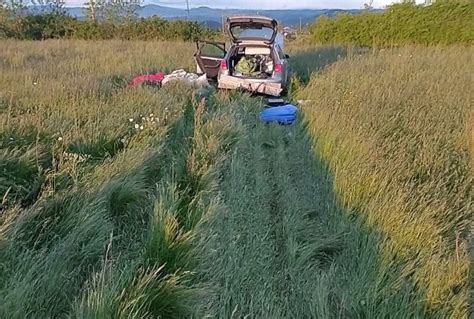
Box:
[62,4,369,10]
[63,0,427,9]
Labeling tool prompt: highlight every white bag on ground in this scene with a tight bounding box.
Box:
[162,69,209,88]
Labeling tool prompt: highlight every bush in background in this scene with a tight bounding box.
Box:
[0,11,214,41]
[310,1,473,46]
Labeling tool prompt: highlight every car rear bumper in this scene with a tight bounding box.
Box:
[217,75,283,96]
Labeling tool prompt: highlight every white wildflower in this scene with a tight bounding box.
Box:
[58,136,63,141]
[129,118,134,122]
[149,113,154,117]
[140,125,144,130]
[135,124,139,129]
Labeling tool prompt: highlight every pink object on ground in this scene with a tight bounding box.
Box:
[129,72,166,87]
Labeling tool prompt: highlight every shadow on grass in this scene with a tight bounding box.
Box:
[201,92,436,318]
[0,101,198,317]
[289,46,369,87]
[0,127,132,208]
[285,48,436,316]
[290,46,347,83]
[293,116,435,317]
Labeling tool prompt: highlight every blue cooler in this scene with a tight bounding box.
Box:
[259,104,298,125]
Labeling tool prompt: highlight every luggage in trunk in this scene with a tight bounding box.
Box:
[232,46,274,78]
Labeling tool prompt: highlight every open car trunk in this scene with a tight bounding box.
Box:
[218,44,283,96]
[229,45,275,79]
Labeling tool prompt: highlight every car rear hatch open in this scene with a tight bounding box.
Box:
[227,16,278,44]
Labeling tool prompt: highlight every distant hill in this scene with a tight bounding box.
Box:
[64,5,366,29]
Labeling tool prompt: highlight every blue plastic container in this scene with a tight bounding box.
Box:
[259,104,298,125]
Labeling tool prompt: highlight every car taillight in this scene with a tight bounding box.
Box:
[274,63,284,73]
[220,60,228,70]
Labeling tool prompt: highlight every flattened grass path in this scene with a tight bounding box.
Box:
[197,95,428,318]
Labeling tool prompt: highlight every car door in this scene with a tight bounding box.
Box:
[194,41,226,80]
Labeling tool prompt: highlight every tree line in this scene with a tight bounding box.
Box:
[0,0,215,41]
[310,1,473,46]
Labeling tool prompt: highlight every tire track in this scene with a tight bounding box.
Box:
[199,95,339,317]
[198,93,429,318]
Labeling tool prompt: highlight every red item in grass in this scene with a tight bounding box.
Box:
[129,72,166,87]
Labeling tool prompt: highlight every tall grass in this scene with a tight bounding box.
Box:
[196,92,435,318]
[1,39,471,317]
[0,40,195,206]
[0,39,233,317]
[0,39,247,317]
[71,93,242,318]
[298,46,473,317]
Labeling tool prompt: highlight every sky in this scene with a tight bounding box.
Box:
[65,0,426,9]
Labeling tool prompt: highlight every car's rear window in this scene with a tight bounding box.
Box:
[231,26,274,40]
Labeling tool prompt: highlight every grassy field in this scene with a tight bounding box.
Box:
[0,40,472,318]
[296,46,473,317]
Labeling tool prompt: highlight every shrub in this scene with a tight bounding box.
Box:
[310,1,473,46]
[0,12,214,41]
